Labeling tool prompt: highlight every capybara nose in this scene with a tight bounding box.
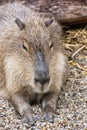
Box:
[34,76,50,85]
[35,50,50,85]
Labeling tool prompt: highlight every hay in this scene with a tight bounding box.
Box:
[64,26,87,77]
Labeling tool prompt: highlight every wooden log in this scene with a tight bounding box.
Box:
[26,0,87,25]
[0,0,87,25]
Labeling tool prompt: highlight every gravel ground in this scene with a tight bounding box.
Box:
[0,27,87,130]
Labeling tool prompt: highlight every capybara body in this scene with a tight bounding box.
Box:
[0,1,68,125]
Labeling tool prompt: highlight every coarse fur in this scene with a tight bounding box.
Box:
[0,1,68,125]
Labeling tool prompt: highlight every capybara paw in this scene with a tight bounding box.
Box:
[23,115,35,126]
[42,112,54,123]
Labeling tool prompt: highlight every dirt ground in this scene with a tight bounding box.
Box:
[0,26,87,130]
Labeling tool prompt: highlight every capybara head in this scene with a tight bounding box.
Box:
[0,2,64,95]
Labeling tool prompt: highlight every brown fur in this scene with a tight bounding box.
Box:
[0,1,68,125]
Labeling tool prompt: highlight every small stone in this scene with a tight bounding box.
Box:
[42,127,47,130]
[84,97,87,102]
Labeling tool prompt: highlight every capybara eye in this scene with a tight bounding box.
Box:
[49,43,53,50]
[22,44,28,52]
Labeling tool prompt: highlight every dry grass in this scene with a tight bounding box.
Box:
[0,26,87,130]
[64,26,87,74]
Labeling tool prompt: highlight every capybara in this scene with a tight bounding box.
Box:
[0,1,68,125]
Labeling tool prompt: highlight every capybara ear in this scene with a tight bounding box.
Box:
[15,18,25,30]
[45,17,63,40]
[44,18,54,27]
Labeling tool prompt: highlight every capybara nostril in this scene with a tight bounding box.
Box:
[34,76,50,85]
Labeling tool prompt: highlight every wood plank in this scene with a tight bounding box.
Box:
[0,0,87,25]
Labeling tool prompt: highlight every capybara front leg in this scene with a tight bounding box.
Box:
[11,93,35,125]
